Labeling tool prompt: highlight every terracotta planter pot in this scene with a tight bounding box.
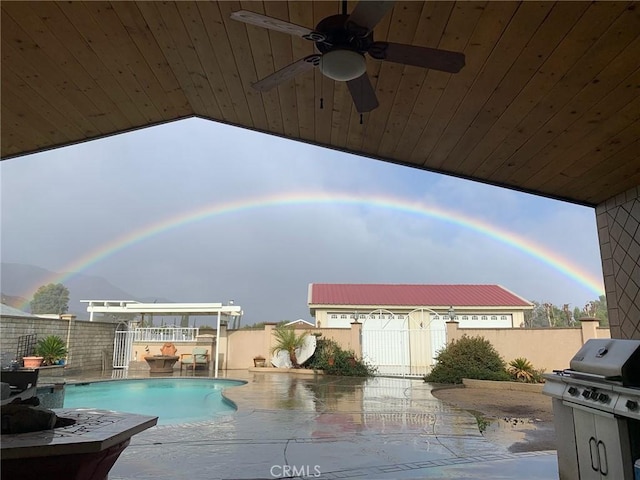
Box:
[23,356,44,368]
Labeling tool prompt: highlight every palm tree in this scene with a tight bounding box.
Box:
[271,327,309,368]
[508,357,535,383]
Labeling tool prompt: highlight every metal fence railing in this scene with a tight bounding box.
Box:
[133,327,200,342]
[113,331,133,369]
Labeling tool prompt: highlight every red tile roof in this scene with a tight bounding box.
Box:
[309,284,532,307]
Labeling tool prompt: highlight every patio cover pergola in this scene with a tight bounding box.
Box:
[2,1,639,338]
[81,300,243,376]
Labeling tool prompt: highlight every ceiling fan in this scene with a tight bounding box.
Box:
[230,1,465,114]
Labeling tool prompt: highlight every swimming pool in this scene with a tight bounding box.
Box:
[63,378,245,425]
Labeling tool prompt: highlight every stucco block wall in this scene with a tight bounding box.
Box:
[316,328,358,353]
[226,329,265,369]
[596,185,640,339]
[225,326,359,369]
[446,322,610,373]
[0,315,117,372]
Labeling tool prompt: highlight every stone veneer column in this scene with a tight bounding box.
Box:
[595,185,640,339]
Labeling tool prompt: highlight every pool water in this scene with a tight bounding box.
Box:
[64,378,244,425]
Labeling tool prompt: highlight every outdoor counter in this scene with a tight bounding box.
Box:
[1,408,157,480]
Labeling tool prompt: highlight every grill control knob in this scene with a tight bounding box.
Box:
[598,393,610,403]
[626,400,638,411]
[582,390,591,399]
[568,386,578,396]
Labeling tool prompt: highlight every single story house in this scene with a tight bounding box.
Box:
[284,319,316,329]
[308,283,534,376]
[308,283,534,329]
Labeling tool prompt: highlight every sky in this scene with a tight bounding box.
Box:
[1,118,604,324]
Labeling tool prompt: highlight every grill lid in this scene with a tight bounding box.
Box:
[570,339,640,386]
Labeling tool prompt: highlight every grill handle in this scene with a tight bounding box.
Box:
[589,437,599,472]
[598,440,608,475]
[560,369,622,383]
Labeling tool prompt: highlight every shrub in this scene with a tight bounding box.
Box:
[305,338,376,377]
[423,335,509,384]
[507,357,535,382]
[531,368,546,384]
[507,357,546,383]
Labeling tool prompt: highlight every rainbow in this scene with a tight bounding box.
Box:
[18,191,604,309]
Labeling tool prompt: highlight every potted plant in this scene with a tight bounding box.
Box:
[22,355,44,368]
[35,335,68,366]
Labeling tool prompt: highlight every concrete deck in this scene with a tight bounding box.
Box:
[98,370,559,479]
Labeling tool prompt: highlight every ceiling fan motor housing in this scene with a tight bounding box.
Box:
[313,14,373,55]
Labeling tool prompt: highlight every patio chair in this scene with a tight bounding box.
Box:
[180,347,209,373]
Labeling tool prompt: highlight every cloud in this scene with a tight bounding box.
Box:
[1,118,604,323]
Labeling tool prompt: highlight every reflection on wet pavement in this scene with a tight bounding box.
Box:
[98,371,558,479]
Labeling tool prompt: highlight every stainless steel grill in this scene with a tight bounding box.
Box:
[543,339,640,479]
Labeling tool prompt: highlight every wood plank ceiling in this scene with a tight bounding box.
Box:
[2,1,639,206]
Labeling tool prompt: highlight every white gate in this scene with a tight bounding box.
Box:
[113,325,134,369]
[363,329,411,376]
[361,309,447,378]
[362,328,446,377]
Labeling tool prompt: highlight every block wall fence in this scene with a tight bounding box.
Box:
[0,314,118,372]
[1,315,610,374]
[446,318,610,373]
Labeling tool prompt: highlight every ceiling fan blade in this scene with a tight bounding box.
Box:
[347,73,379,113]
[231,10,314,38]
[252,55,320,92]
[369,42,465,73]
[347,1,395,32]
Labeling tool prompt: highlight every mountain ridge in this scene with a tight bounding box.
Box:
[1,262,172,317]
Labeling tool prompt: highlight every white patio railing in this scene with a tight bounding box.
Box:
[133,327,199,342]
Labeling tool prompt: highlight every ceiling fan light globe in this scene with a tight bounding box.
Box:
[320,50,367,82]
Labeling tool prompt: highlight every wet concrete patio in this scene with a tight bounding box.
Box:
[102,371,558,479]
